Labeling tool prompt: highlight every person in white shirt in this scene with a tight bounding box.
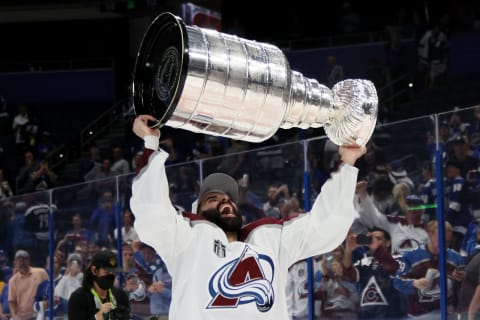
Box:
[113,209,139,243]
[55,253,84,311]
[354,181,429,255]
[130,114,366,320]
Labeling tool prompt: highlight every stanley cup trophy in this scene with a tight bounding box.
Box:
[132,12,378,146]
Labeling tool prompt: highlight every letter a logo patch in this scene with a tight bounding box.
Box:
[207,245,275,312]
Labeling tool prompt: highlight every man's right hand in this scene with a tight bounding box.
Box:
[133,115,161,139]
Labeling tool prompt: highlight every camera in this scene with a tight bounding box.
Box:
[108,305,131,320]
[356,234,372,245]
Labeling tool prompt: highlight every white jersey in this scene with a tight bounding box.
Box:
[130,149,358,320]
[286,259,322,319]
[354,194,429,254]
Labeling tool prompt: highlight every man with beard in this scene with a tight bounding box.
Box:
[130,114,366,320]
[68,251,130,320]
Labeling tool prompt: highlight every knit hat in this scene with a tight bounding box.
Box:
[197,173,238,204]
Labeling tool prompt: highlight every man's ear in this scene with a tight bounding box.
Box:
[91,266,97,275]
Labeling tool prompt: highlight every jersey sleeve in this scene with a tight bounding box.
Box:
[130,149,194,271]
[281,163,359,265]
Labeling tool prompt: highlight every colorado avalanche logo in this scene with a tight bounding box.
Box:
[207,245,275,312]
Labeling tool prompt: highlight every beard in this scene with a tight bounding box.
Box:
[201,201,243,233]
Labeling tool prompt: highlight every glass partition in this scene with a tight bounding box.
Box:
[1,107,479,319]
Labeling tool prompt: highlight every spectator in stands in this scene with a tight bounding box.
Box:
[0,168,13,201]
[0,260,12,320]
[448,136,479,177]
[236,174,265,224]
[263,183,290,218]
[111,146,130,176]
[461,221,480,261]
[457,247,480,318]
[216,139,250,180]
[68,250,130,320]
[84,158,117,197]
[417,23,449,89]
[113,208,139,244]
[23,196,58,266]
[326,55,344,89]
[66,213,91,243]
[448,111,471,144]
[426,119,451,162]
[36,131,55,159]
[30,159,58,191]
[82,241,101,268]
[118,242,137,282]
[316,243,359,318]
[0,96,11,137]
[286,256,323,320]
[369,176,395,213]
[388,166,415,192]
[385,181,411,216]
[279,196,302,220]
[0,251,12,286]
[8,249,49,320]
[55,232,86,260]
[0,202,14,259]
[190,133,213,161]
[88,190,115,247]
[355,181,429,254]
[445,160,474,251]
[79,143,102,181]
[419,161,437,222]
[467,105,480,149]
[84,157,116,182]
[393,220,465,318]
[15,150,38,194]
[148,263,172,320]
[0,274,8,320]
[16,152,58,194]
[54,253,83,313]
[131,241,166,318]
[12,104,35,155]
[130,150,143,173]
[343,227,406,319]
[34,254,64,319]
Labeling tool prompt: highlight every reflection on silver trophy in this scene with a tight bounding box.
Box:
[132,12,378,146]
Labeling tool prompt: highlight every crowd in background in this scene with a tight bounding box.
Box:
[0,103,480,319]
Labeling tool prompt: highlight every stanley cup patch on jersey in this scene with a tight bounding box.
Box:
[207,244,275,312]
[360,276,388,307]
[213,239,226,258]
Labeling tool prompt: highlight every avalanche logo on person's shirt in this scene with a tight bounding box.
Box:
[360,276,388,307]
[207,245,275,312]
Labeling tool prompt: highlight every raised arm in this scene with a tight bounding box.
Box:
[282,145,366,265]
[129,115,194,267]
[353,180,391,232]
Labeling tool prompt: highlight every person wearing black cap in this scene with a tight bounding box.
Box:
[130,115,366,320]
[68,251,130,320]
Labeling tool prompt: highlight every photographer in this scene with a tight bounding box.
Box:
[68,250,131,320]
[343,228,406,319]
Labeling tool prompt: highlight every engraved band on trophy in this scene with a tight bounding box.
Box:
[132,12,378,146]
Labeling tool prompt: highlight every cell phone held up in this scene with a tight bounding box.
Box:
[356,234,372,245]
